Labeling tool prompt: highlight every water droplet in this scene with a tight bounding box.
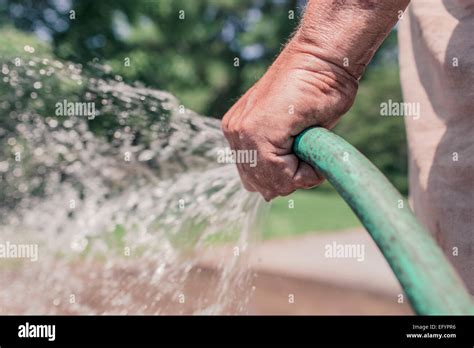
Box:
[23,45,35,53]
[18,183,28,193]
[0,161,9,172]
[48,119,58,128]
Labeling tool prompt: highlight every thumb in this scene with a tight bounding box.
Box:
[292,160,325,189]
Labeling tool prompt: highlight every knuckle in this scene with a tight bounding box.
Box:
[221,115,231,134]
[238,118,254,137]
[221,121,228,134]
[261,192,275,202]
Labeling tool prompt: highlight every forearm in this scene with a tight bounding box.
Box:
[289,0,410,80]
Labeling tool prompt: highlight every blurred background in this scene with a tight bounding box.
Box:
[0,0,411,314]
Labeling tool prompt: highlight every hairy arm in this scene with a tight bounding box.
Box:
[294,0,410,79]
[222,0,410,201]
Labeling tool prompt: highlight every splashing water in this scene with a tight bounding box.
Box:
[0,44,267,314]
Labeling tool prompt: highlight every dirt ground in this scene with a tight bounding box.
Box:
[0,229,413,315]
[0,263,412,315]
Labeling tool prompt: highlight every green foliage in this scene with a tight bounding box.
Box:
[1,0,301,117]
[0,27,51,58]
[0,2,408,192]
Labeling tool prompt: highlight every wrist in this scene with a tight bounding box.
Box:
[284,35,359,90]
[289,30,363,80]
[291,0,409,79]
[262,40,359,131]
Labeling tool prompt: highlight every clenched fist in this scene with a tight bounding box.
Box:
[221,35,358,201]
[221,0,410,201]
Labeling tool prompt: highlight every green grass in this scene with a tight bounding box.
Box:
[262,184,362,240]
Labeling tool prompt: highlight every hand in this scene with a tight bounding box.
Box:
[221,38,358,201]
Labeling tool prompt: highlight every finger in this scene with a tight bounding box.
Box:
[243,163,279,201]
[225,99,247,139]
[236,164,258,192]
[224,103,260,193]
[241,153,294,198]
[242,178,258,192]
[260,188,277,202]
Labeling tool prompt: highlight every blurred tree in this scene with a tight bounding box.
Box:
[0,0,303,117]
[335,63,408,194]
[0,0,407,192]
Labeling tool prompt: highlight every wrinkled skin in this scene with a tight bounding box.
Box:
[222,0,410,201]
[221,39,358,201]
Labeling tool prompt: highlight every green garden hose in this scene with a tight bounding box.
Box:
[294,127,474,315]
